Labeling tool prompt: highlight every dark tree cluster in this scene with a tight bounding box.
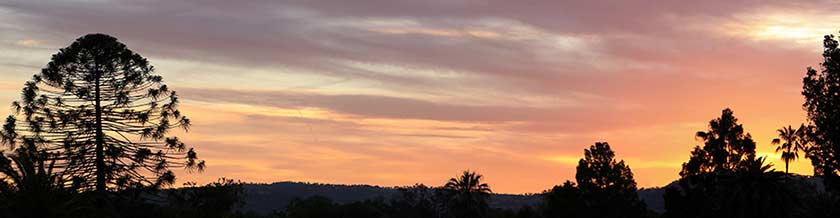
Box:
[0,175,246,218]
[163,178,247,218]
[660,32,840,218]
[665,109,836,218]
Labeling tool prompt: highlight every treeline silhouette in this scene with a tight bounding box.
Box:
[4,33,840,217]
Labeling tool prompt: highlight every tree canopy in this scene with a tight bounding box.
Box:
[803,34,840,180]
[543,142,648,218]
[680,108,757,177]
[576,142,638,193]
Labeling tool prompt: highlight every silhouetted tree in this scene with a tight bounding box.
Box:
[664,174,717,218]
[339,198,390,218]
[541,181,582,218]
[443,170,492,218]
[543,142,648,218]
[666,157,799,218]
[0,142,90,218]
[680,108,757,177]
[392,184,446,218]
[771,125,807,175]
[576,142,637,193]
[802,33,840,186]
[0,34,204,198]
[718,157,797,218]
[666,110,803,218]
[164,178,245,218]
[576,142,647,218]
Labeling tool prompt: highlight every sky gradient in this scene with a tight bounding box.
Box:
[0,0,834,193]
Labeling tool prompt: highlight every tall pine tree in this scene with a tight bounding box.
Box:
[0,34,204,194]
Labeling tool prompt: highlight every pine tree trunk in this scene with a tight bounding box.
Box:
[94,69,106,198]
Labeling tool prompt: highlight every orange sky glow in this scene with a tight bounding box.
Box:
[0,1,836,193]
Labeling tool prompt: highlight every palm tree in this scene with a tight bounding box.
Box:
[444,170,492,194]
[0,142,88,217]
[0,142,64,198]
[771,125,807,175]
[443,170,491,218]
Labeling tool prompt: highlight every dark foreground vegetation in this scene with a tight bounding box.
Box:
[4,33,840,217]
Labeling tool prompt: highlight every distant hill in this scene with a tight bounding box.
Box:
[638,187,666,213]
[239,176,824,215]
[241,182,540,215]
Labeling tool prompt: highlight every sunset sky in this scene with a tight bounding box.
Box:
[0,0,834,194]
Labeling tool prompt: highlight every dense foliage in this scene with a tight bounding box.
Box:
[666,109,828,218]
[665,158,805,218]
[803,34,840,190]
[679,109,757,177]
